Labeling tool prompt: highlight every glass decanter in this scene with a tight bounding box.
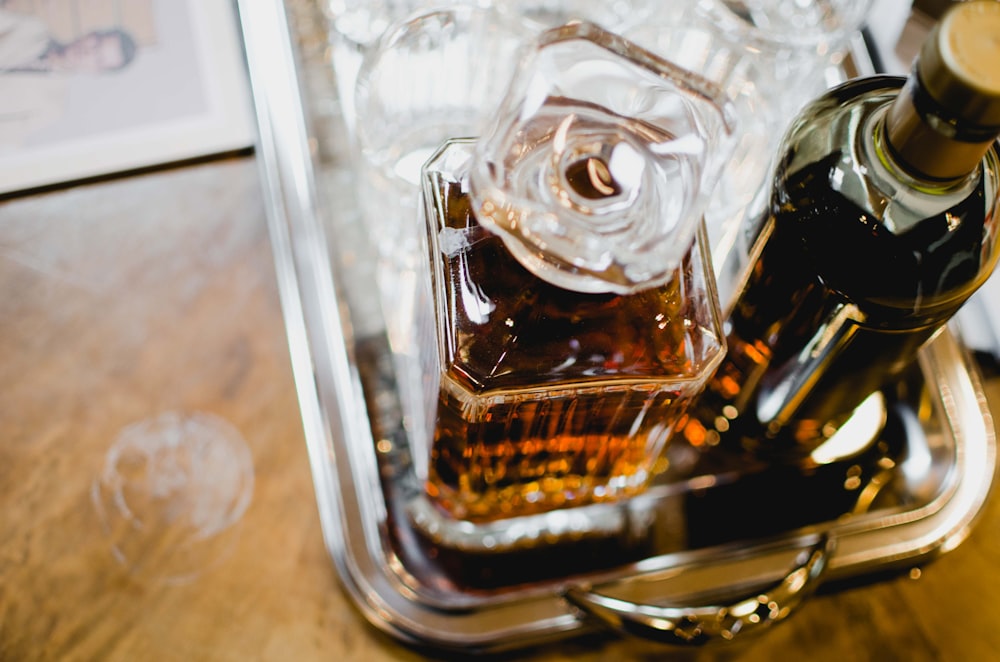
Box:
[416,23,737,538]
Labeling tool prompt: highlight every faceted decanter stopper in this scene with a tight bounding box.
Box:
[469,22,737,295]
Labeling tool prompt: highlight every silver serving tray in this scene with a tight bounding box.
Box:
[238,0,997,652]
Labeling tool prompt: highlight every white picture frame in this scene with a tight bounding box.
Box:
[0,0,255,196]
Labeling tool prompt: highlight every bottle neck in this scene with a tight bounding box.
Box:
[882,75,997,184]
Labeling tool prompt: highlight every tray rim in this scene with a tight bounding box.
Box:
[237,0,999,652]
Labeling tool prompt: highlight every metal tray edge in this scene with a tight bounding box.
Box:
[239,0,999,652]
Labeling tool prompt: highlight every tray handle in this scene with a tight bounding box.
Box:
[563,534,834,645]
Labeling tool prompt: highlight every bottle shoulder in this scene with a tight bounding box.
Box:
[769,77,1000,318]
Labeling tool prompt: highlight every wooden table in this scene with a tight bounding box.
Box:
[4,4,1000,662]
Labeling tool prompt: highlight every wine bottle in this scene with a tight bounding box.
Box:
[680,0,1000,464]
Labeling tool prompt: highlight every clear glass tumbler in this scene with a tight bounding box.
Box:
[627,0,874,295]
[353,6,526,266]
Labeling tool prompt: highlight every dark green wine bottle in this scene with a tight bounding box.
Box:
[682,1,1000,464]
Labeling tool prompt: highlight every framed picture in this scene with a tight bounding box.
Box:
[0,0,255,196]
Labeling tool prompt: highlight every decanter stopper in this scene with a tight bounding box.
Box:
[469,22,737,294]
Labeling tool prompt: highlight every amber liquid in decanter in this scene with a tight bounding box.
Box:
[424,147,722,522]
